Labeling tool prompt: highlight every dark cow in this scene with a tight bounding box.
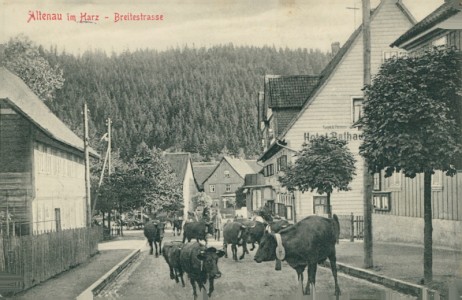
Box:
[182,220,214,244]
[143,220,165,257]
[162,241,185,287]
[172,219,183,236]
[254,215,341,296]
[179,242,225,300]
[222,221,251,261]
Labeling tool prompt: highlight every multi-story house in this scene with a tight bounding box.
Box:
[369,0,462,249]
[0,67,99,235]
[202,156,261,216]
[257,0,416,223]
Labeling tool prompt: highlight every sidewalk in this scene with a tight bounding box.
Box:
[12,236,147,300]
[333,240,462,299]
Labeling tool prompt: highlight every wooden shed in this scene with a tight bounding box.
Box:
[0,67,98,235]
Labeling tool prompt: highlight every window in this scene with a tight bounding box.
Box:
[313,196,328,215]
[432,35,447,48]
[264,164,275,177]
[277,155,287,172]
[286,206,293,220]
[373,193,391,211]
[373,172,381,191]
[224,170,230,178]
[432,170,443,191]
[352,97,363,123]
[383,50,407,62]
[210,185,216,193]
[226,184,231,192]
[388,171,401,189]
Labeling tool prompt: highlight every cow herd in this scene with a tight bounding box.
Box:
[144,213,341,299]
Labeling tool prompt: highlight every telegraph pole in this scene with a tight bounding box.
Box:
[362,0,373,269]
[83,102,92,227]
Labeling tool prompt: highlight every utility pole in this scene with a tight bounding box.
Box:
[362,0,373,269]
[107,118,112,177]
[83,102,91,227]
[347,2,360,30]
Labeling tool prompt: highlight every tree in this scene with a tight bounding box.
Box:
[279,136,356,218]
[2,35,64,102]
[359,47,462,283]
[97,145,183,217]
[191,192,213,210]
[234,186,247,208]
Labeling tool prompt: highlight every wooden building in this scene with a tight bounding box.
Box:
[257,0,415,221]
[0,67,98,235]
[370,1,462,249]
[164,152,200,221]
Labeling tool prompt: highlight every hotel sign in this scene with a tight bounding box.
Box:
[304,125,363,142]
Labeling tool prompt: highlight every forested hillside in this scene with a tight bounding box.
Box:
[44,44,331,159]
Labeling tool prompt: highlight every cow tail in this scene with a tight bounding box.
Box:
[333,214,340,244]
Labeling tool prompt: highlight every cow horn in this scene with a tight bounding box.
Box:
[266,224,272,233]
[249,222,256,228]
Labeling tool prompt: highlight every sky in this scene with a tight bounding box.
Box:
[0,0,444,55]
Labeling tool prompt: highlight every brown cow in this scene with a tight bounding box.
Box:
[254,215,341,296]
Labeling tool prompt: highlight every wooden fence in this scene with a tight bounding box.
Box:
[0,226,102,294]
[337,214,364,241]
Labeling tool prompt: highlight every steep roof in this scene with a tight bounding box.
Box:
[259,0,415,162]
[225,156,258,178]
[266,75,320,109]
[245,160,263,173]
[0,67,98,157]
[164,152,191,184]
[192,161,218,187]
[391,2,459,48]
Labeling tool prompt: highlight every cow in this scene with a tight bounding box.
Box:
[182,220,214,245]
[254,215,341,296]
[143,220,165,257]
[183,207,214,245]
[222,221,251,261]
[236,218,291,251]
[162,241,185,287]
[179,242,225,300]
[172,219,183,236]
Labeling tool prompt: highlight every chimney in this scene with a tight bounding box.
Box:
[331,42,340,56]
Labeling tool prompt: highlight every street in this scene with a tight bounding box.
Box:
[97,228,416,300]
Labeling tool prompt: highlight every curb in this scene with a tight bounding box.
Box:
[75,248,141,300]
[321,261,440,299]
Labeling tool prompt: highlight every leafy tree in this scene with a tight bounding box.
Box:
[234,186,247,208]
[359,47,462,283]
[192,192,213,210]
[3,35,64,102]
[279,136,356,218]
[97,145,183,217]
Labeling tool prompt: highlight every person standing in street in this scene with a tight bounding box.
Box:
[212,209,222,241]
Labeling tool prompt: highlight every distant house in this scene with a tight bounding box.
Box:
[164,152,199,220]
[202,156,261,215]
[192,161,218,192]
[370,1,462,250]
[257,0,416,221]
[0,67,99,235]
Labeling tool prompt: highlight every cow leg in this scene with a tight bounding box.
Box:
[208,278,215,297]
[190,278,198,300]
[250,242,255,251]
[159,239,163,255]
[239,242,247,260]
[329,254,341,296]
[148,240,153,255]
[223,241,228,258]
[179,270,185,287]
[154,242,159,257]
[294,266,306,295]
[182,235,186,243]
[231,244,238,261]
[169,265,175,280]
[306,262,317,296]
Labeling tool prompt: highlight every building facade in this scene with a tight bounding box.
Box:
[258,0,415,221]
[0,67,98,235]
